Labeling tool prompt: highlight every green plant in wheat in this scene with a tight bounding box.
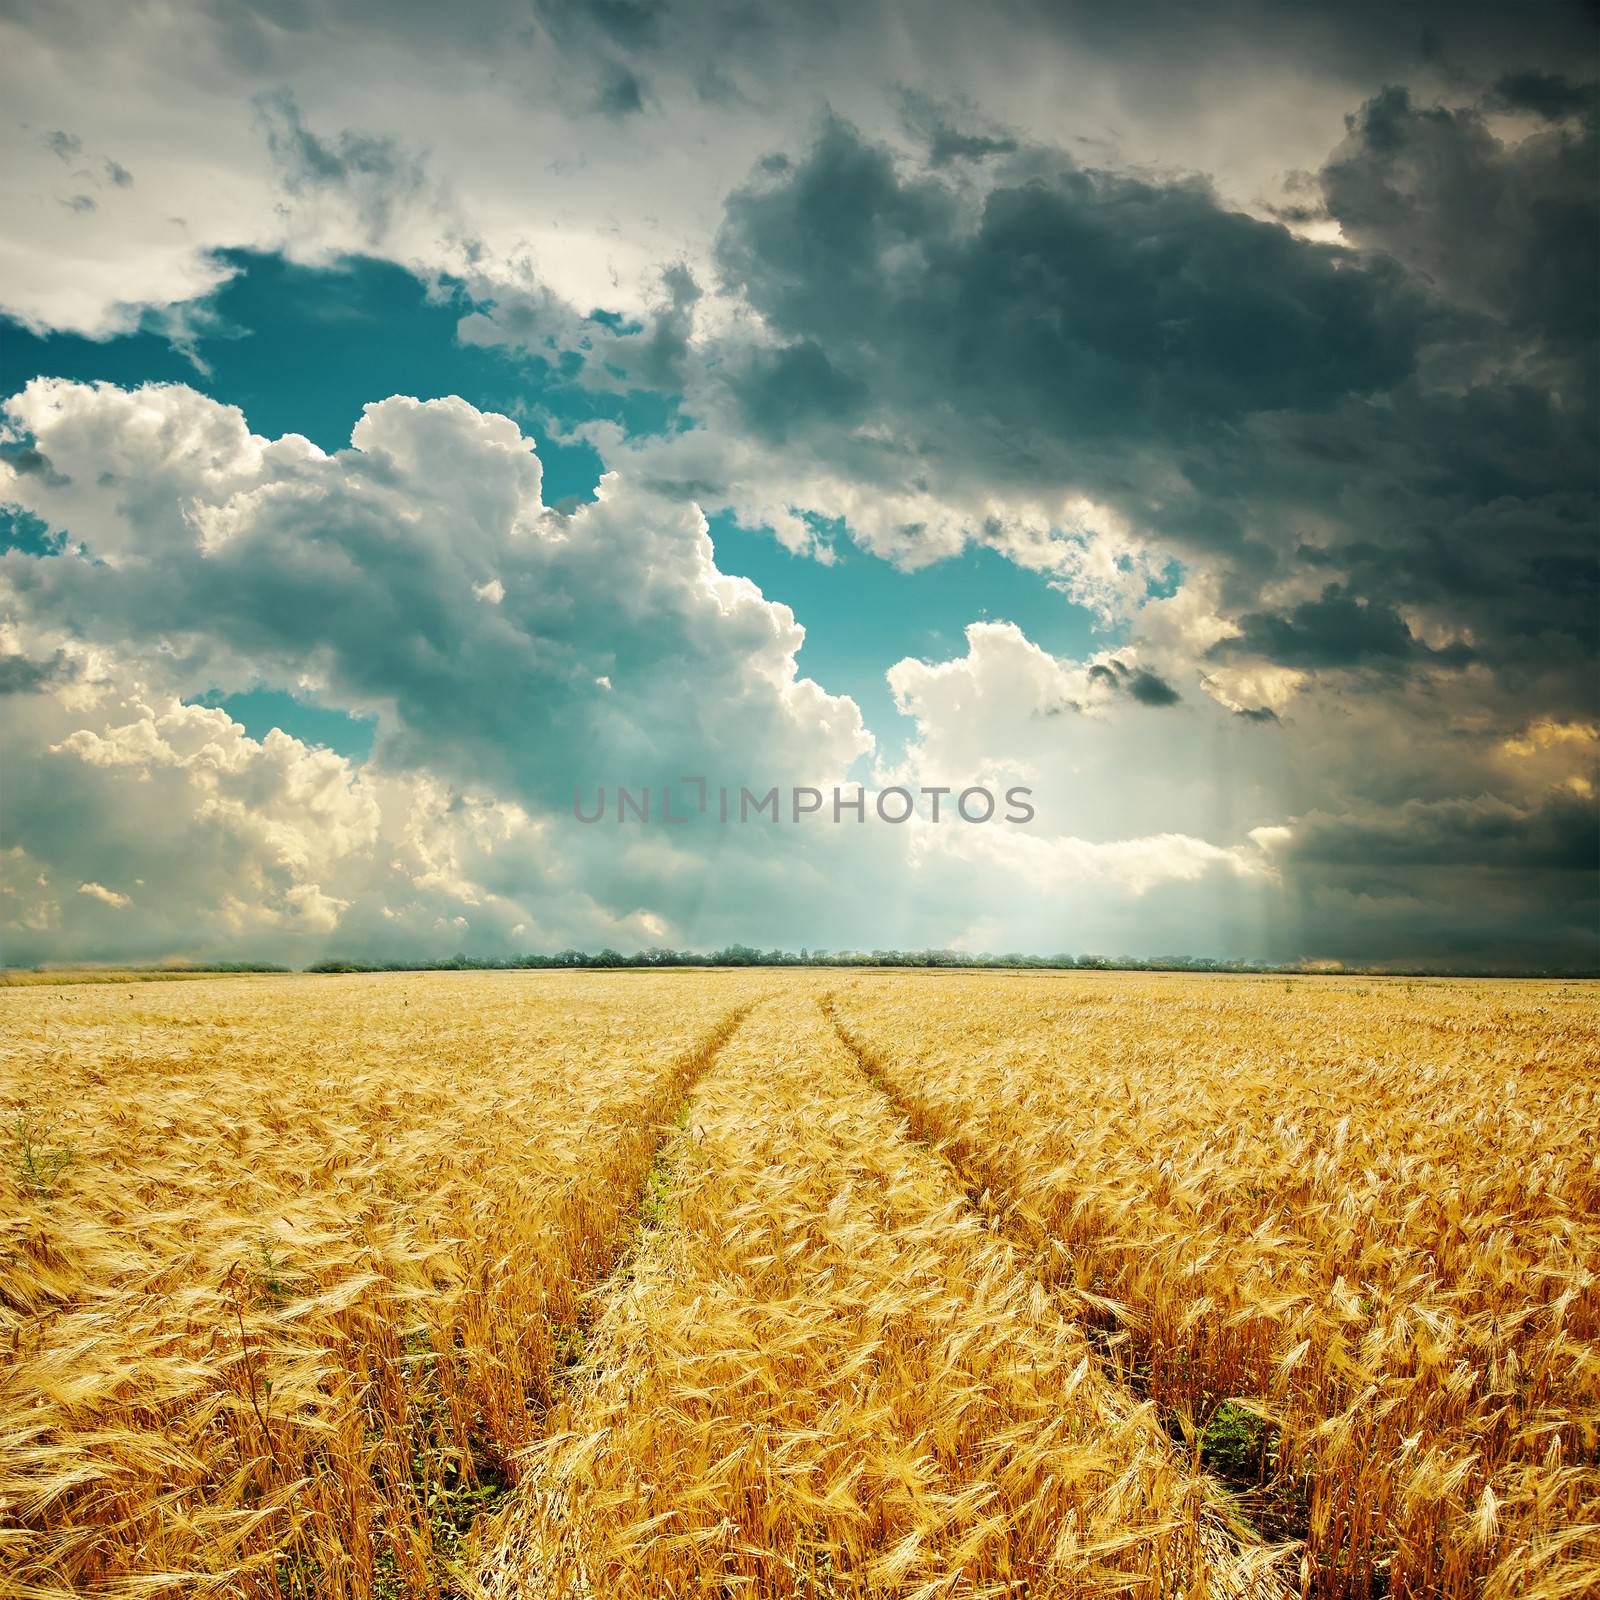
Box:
[12,1110,73,1196]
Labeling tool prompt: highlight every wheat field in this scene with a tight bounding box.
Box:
[1,971,1595,1598]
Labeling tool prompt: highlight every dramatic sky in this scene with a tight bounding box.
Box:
[1,1,1596,969]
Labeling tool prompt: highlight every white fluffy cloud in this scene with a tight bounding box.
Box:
[883,620,1289,847]
[55,698,382,882]
[1,379,871,796]
[1,379,1293,961]
[0,378,877,958]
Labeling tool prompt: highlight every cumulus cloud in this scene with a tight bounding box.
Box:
[879,623,1289,863]
[0,380,871,810]
[0,381,874,958]
[0,379,1312,964]
[0,650,781,962]
[0,666,381,956]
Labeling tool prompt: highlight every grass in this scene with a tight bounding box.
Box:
[10,1110,73,1196]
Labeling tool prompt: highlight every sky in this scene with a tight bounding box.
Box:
[0,0,1595,971]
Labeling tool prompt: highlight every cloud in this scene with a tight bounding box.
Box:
[1283,790,1598,873]
[1501,719,1599,760]
[0,380,872,813]
[882,622,1279,845]
[456,258,703,396]
[1319,84,1598,359]
[914,820,1279,898]
[3,0,1583,344]
[0,669,377,956]
[561,89,1589,725]
[78,880,130,908]
[1246,789,1600,971]
[256,90,435,252]
[612,95,1594,737]
[715,117,1418,452]
[0,0,1590,367]
[1211,586,1472,672]
[1,6,1594,968]
[0,648,73,693]
[594,59,648,118]
[0,649,741,961]
[0,380,935,960]
[0,378,1318,965]
[1087,656,1182,707]
[1491,71,1599,124]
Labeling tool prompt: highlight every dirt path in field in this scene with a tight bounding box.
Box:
[537,995,758,1371]
[469,995,1292,1600]
[816,990,1303,1591]
[815,992,1298,1600]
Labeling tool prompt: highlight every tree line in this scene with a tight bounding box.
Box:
[305,947,1316,974]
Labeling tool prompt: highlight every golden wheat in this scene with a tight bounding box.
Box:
[474,993,1284,1598]
[2,969,1594,1599]
[0,971,764,1597]
[823,972,1600,1599]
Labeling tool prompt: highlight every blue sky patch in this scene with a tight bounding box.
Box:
[709,513,1108,760]
[190,687,377,762]
[4,250,1111,765]
[1,251,620,506]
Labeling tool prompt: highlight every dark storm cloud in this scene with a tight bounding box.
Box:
[723,337,869,442]
[715,117,1420,457]
[1087,657,1181,706]
[594,59,648,117]
[926,125,1019,167]
[0,649,73,695]
[1318,84,1599,362]
[1262,788,1599,973]
[256,90,428,245]
[1492,70,1600,122]
[704,86,1595,704]
[1231,380,1597,705]
[1213,587,1473,672]
[553,0,668,51]
[897,90,1020,168]
[1288,790,1599,873]
[1009,0,1599,88]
